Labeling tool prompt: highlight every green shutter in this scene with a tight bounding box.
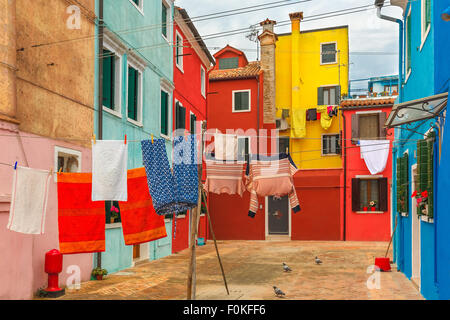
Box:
[161,91,168,135]
[128,67,137,120]
[417,133,435,218]
[102,49,114,110]
[427,132,435,218]
[425,0,431,27]
[175,102,186,129]
[162,3,167,37]
[318,87,324,105]
[406,14,412,71]
[396,154,409,214]
[190,113,196,134]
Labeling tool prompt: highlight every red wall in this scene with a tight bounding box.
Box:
[292,169,343,240]
[343,107,394,241]
[172,214,208,254]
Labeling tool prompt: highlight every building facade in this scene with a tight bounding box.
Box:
[368,75,399,96]
[0,0,96,299]
[380,0,450,299]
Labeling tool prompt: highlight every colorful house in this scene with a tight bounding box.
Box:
[368,75,399,97]
[0,0,96,299]
[171,6,215,253]
[340,97,395,241]
[95,0,175,273]
[275,13,349,240]
[377,0,450,299]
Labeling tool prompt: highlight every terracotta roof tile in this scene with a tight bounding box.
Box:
[209,61,261,81]
[340,97,397,108]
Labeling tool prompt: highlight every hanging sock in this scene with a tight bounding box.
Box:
[7,166,51,235]
[92,140,128,201]
[290,108,306,138]
[359,140,390,175]
[57,172,106,254]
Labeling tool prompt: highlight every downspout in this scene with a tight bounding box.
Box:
[375,2,403,103]
[342,112,347,241]
[97,0,104,269]
[257,74,260,157]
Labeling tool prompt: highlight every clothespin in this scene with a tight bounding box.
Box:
[14,161,17,170]
[124,134,127,145]
[184,131,188,141]
[58,167,63,175]
[50,167,53,176]
[151,134,154,144]
[93,134,96,144]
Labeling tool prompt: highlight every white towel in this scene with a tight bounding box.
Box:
[7,166,51,234]
[214,133,237,161]
[359,140,390,175]
[92,140,128,201]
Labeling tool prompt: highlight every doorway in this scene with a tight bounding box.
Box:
[411,164,421,289]
[266,195,290,239]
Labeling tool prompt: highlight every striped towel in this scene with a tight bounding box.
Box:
[246,154,301,218]
[204,159,246,196]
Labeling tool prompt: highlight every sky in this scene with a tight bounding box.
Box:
[175,0,405,93]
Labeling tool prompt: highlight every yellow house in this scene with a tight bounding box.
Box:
[275,12,349,169]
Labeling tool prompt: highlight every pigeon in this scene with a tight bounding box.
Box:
[315,256,323,265]
[273,286,285,297]
[282,262,292,272]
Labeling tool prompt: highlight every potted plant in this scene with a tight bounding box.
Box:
[110,204,119,223]
[91,267,108,280]
[369,201,377,211]
[363,206,368,211]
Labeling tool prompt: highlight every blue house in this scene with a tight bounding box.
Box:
[94,0,175,274]
[368,75,399,96]
[376,0,449,299]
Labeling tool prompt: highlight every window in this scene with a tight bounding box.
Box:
[406,9,412,78]
[396,153,409,215]
[421,0,431,44]
[392,85,398,94]
[175,100,186,130]
[352,177,388,212]
[175,31,183,71]
[232,90,251,112]
[415,132,435,219]
[162,1,169,39]
[127,64,142,124]
[129,0,143,13]
[190,112,197,134]
[320,42,337,64]
[219,57,239,70]
[237,137,250,162]
[160,90,169,136]
[200,66,206,97]
[54,146,81,182]
[384,85,390,94]
[105,201,121,224]
[278,136,290,154]
[102,47,122,114]
[351,112,387,144]
[318,85,340,105]
[322,134,341,156]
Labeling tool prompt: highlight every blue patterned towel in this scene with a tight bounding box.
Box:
[141,136,198,216]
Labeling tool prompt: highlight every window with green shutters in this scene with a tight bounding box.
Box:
[406,11,412,73]
[423,0,431,36]
[219,57,239,70]
[162,1,168,38]
[175,101,186,130]
[160,90,169,136]
[127,65,139,121]
[396,153,409,214]
[416,131,435,218]
[320,42,337,64]
[190,113,197,134]
[317,86,341,105]
[233,90,250,112]
[102,48,115,110]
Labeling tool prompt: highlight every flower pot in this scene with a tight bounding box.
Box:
[363,207,368,211]
[371,207,376,211]
[110,218,115,223]
[96,275,103,280]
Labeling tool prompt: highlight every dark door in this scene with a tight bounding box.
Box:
[268,195,289,235]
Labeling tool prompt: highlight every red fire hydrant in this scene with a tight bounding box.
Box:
[44,249,65,298]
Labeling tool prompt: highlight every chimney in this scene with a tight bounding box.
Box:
[290,12,303,135]
[258,19,277,125]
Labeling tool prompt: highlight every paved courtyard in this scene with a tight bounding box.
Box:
[53,241,423,300]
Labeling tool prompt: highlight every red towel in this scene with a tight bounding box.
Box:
[119,167,167,245]
[57,173,105,254]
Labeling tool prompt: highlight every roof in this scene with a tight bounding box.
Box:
[209,61,261,81]
[176,7,215,65]
[340,96,397,108]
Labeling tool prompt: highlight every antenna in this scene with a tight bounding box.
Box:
[245,25,260,61]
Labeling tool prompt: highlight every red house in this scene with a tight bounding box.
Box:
[171,7,215,253]
[341,97,395,241]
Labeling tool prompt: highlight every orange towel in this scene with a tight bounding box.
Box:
[119,168,167,246]
[57,173,105,254]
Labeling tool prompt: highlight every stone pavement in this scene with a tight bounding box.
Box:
[51,241,423,300]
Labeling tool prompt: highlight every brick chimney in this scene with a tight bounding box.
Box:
[290,12,303,129]
[258,19,277,125]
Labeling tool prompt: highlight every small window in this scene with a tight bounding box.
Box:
[321,42,337,64]
[219,57,239,70]
[129,0,143,12]
[318,86,340,105]
[127,64,142,123]
[384,85,390,94]
[359,114,380,140]
[105,201,121,224]
[322,134,341,155]
[278,137,290,154]
[175,101,186,130]
[360,179,380,210]
[175,32,183,70]
[201,66,206,97]
[55,146,81,181]
[352,177,388,212]
[237,137,250,162]
[392,85,398,94]
[421,0,431,41]
[102,48,121,113]
[162,1,169,39]
[161,90,169,136]
[233,90,250,112]
[190,113,197,134]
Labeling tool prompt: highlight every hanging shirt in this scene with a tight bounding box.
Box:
[245,154,301,218]
[204,159,246,196]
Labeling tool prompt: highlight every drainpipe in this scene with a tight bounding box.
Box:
[375,1,403,103]
[341,112,347,241]
[256,73,260,157]
[97,0,104,270]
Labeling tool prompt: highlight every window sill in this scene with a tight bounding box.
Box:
[401,212,409,217]
[176,64,184,73]
[162,34,170,45]
[320,61,337,66]
[321,153,340,157]
[356,211,386,214]
[128,0,144,16]
[421,215,434,223]
[103,106,122,118]
[106,222,122,229]
[164,218,171,223]
[127,118,143,127]
[419,24,431,52]
[176,214,186,219]
[232,109,251,113]
[160,133,171,141]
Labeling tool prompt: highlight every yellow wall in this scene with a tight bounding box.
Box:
[275,26,349,169]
